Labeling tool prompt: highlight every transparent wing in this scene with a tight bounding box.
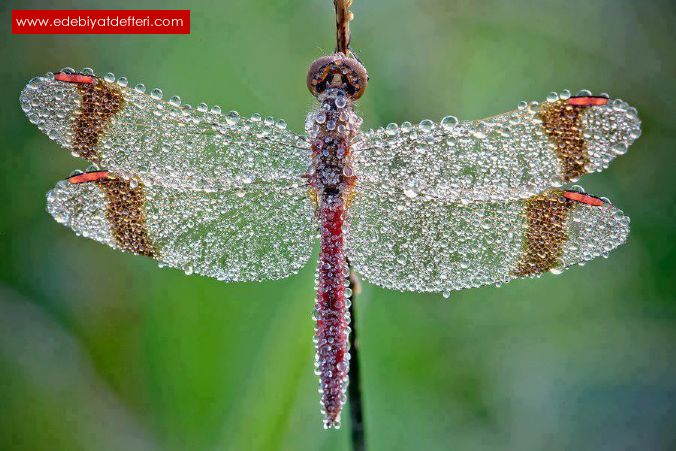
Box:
[47,172,316,282]
[21,71,309,191]
[353,91,641,202]
[346,187,629,293]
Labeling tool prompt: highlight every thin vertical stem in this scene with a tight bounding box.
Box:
[334,0,353,55]
[347,262,366,451]
[335,0,363,447]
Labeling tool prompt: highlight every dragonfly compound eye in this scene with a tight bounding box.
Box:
[307,54,368,99]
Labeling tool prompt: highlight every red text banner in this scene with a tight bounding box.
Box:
[12,10,190,34]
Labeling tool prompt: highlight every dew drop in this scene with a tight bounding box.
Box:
[27,77,42,90]
[611,142,628,155]
[385,123,398,136]
[226,110,240,125]
[440,115,458,130]
[418,119,434,133]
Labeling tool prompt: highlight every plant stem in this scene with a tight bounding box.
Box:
[336,1,363,448]
[334,0,353,55]
[348,263,366,451]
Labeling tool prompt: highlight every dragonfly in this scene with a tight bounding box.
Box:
[20,11,640,431]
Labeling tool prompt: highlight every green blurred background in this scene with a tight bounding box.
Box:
[1,1,675,450]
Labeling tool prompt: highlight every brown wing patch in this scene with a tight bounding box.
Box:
[73,80,124,161]
[513,190,574,277]
[95,178,157,258]
[539,100,591,181]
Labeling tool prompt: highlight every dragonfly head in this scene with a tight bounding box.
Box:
[307,53,368,100]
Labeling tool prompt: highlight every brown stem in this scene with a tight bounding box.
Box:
[336,1,362,447]
[334,0,353,55]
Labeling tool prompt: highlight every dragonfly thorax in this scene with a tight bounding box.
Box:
[306,88,361,195]
[307,53,368,100]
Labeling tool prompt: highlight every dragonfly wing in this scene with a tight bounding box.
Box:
[346,186,629,293]
[47,172,316,282]
[353,92,641,202]
[21,72,308,191]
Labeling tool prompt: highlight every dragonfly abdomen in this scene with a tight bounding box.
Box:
[315,191,350,429]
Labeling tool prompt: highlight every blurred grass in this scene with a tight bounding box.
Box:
[1,0,675,450]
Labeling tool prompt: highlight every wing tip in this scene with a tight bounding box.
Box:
[23,70,97,93]
[567,190,631,250]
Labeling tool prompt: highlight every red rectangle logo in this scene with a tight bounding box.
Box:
[12,10,190,34]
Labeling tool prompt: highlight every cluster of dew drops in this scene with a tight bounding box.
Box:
[21,67,311,193]
[47,166,317,283]
[312,255,353,429]
[352,90,641,297]
[24,68,318,283]
[352,89,641,204]
[560,184,630,265]
[24,71,637,297]
[305,88,362,429]
[347,180,630,298]
[74,67,288,130]
[367,88,638,141]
